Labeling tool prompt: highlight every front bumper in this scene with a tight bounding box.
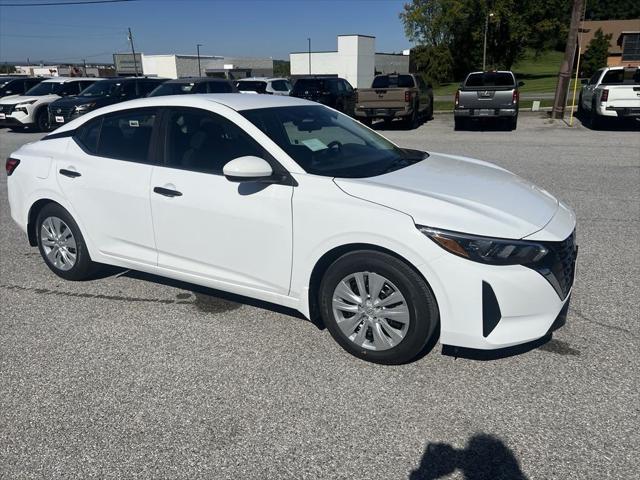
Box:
[454,107,518,118]
[0,110,32,127]
[419,230,577,350]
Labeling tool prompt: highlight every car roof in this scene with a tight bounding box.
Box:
[164,77,230,84]
[41,77,104,83]
[237,77,288,82]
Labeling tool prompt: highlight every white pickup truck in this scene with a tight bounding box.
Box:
[578,66,640,128]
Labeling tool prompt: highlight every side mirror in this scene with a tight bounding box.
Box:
[223,156,273,182]
[518,81,525,87]
[580,79,588,85]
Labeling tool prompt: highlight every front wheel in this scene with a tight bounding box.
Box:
[35,109,50,132]
[319,251,439,364]
[36,203,99,280]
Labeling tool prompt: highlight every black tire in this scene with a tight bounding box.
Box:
[319,251,439,364]
[360,117,373,127]
[509,116,518,131]
[36,203,99,280]
[35,108,50,132]
[588,100,602,129]
[577,93,584,117]
[405,104,419,129]
[454,117,465,131]
[426,98,434,120]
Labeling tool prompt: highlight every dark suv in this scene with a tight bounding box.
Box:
[0,77,45,98]
[48,77,166,127]
[290,77,356,115]
[147,77,237,97]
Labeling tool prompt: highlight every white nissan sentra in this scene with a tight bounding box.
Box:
[6,94,577,364]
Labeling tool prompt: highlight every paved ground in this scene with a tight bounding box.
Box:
[1,114,639,479]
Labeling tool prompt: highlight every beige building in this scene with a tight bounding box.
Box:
[581,19,640,67]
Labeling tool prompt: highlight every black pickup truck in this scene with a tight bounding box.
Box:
[454,71,524,130]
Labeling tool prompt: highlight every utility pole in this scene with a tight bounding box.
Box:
[82,58,87,77]
[128,27,139,77]
[197,44,203,77]
[552,0,585,119]
[308,37,311,74]
[482,12,494,71]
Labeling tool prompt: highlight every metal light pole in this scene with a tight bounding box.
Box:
[308,37,311,74]
[128,27,139,77]
[482,12,494,71]
[196,43,203,77]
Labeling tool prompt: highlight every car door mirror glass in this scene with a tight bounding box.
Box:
[518,81,525,87]
[223,156,273,182]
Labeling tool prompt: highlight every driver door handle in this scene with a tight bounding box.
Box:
[153,186,182,197]
[59,169,81,178]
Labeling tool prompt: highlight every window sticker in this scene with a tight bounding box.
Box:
[129,120,139,128]
[301,138,328,151]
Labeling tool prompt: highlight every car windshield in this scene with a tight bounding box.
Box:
[148,82,196,96]
[465,72,515,87]
[371,75,414,88]
[24,81,64,96]
[237,81,267,93]
[241,105,427,178]
[600,68,640,85]
[0,78,18,89]
[80,80,121,97]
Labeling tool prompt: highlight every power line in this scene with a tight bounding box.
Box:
[0,0,138,6]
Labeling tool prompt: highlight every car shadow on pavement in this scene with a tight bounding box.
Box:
[120,269,319,327]
[440,334,552,361]
[409,434,529,480]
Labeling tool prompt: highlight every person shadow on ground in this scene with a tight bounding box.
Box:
[409,434,529,480]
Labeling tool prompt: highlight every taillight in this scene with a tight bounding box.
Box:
[6,157,20,176]
[405,91,412,102]
[454,90,460,106]
[512,89,519,104]
[601,89,609,102]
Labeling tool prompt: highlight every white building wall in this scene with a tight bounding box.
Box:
[290,52,339,76]
[141,55,178,78]
[338,35,375,89]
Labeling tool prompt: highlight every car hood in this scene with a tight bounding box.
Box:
[0,94,57,105]
[51,96,112,108]
[334,152,559,239]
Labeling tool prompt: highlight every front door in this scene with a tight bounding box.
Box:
[149,107,293,294]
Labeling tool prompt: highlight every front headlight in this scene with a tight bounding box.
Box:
[75,102,96,111]
[15,99,37,108]
[418,226,548,265]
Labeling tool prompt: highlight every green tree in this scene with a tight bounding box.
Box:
[581,28,612,78]
[0,64,16,74]
[585,0,640,20]
[411,44,453,83]
[273,60,290,78]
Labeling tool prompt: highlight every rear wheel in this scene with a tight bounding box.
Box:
[454,117,465,130]
[509,116,518,130]
[405,106,419,129]
[36,203,99,280]
[360,117,373,127]
[319,251,439,364]
[588,100,602,129]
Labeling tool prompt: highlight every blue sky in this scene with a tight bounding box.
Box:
[0,0,411,64]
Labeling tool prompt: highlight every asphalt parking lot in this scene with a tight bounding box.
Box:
[1,114,639,479]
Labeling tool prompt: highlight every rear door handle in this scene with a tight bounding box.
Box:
[153,186,182,197]
[59,169,81,178]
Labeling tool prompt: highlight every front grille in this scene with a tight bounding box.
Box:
[48,104,77,121]
[0,104,16,115]
[531,230,577,299]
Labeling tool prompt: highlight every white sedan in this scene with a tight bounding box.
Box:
[6,94,577,364]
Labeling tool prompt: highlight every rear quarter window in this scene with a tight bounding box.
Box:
[74,117,102,154]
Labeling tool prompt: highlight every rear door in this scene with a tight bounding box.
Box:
[149,106,293,294]
[57,108,159,265]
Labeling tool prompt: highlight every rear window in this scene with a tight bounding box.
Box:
[148,82,196,96]
[206,81,234,93]
[600,68,640,85]
[237,81,267,93]
[371,75,415,89]
[465,72,515,87]
[292,79,329,93]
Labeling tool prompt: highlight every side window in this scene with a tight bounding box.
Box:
[121,82,137,97]
[165,108,263,174]
[589,70,602,85]
[74,117,102,154]
[97,109,157,163]
[343,80,354,93]
[271,80,288,92]
[194,82,209,93]
[207,81,233,93]
[80,81,94,91]
[60,82,80,96]
[138,81,160,97]
[335,80,345,93]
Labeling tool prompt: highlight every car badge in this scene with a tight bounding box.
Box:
[56,108,62,114]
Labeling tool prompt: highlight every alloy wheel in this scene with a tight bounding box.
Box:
[331,271,410,351]
[40,216,77,271]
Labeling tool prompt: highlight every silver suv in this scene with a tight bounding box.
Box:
[235,77,292,96]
